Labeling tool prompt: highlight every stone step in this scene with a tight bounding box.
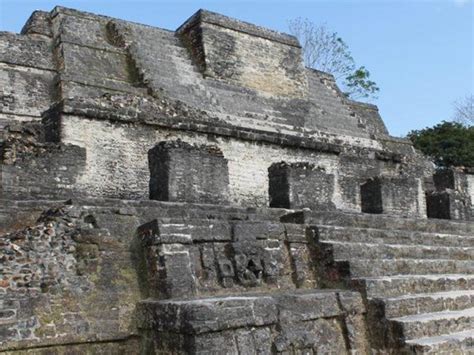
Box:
[309,95,345,109]
[341,259,474,277]
[153,56,200,71]
[156,220,229,243]
[316,225,474,248]
[390,307,474,340]
[151,76,202,91]
[404,329,474,354]
[142,219,291,243]
[0,200,287,237]
[351,274,474,298]
[377,290,474,318]
[325,241,474,260]
[283,210,474,235]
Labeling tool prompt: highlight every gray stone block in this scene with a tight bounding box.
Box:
[148,140,230,205]
[361,176,423,217]
[427,190,471,220]
[268,162,336,210]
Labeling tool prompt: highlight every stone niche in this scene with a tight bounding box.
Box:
[177,10,308,98]
[148,140,230,204]
[433,168,468,191]
[426,191,471,220]
[268,162,336,210]
[426,168,472,220]
[360,177,383,214]
[360,176,421,217]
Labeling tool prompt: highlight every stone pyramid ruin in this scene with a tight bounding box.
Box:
[1,7,473,354]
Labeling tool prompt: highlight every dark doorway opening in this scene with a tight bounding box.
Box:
[361,178,383,214]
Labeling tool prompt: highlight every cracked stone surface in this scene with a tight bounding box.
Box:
[0,6,473,354]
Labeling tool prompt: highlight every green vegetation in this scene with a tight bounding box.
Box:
[407,121,474,168]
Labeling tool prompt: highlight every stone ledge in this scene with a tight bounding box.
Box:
[138,295,278,334]
[0,33,55,71]
[44,97,411,162]
[177,9,300,47]
[0,331,137,352]
[20,11,52,37]
[280,210,474,235]
[137,290,360,334]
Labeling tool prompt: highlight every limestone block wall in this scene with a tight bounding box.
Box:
[0,6,434,219]
[426,191,470,220]
[113,9,389,139]
[268,162,336,210]
[0,32,55,129]
[379,176,424,217]
[148,141,230,204]
[359,175,426,218]
[53,28,143,98]
[54,114,418,212]
[138,291,368,354]
[0,122,86,200]
[426,168,473,220]
[137,220,317,298]
[57,114,336,206]
[177,10,308,98]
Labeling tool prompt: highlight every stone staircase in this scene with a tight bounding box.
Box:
[112,20,315,135]
[308,216,474,353]
[306,70,358,133]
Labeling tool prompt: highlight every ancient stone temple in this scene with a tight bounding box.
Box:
[1,7,473,354]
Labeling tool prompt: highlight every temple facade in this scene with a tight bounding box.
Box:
[0,7,473,354]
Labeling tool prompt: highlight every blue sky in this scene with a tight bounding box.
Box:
[1,0,472,137]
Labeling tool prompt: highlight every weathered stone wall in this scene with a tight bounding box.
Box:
[148,140,230,204]
[135,213,369,354]
[0,6,433,218]
[427,191,463,220]
[53,113,419,211]
[2,6,471,353]
[380,176,424,217]
[137,220,316,297]
[0,32,55,130]
[0,123,86,200]
[268,162,336,210]
[0,5,422,148]
[0,200,372,354]
[110,9,390,139]
[178,10,308,98]
[138,291,368,354]
[0,205,142,352]
[426,168,473,220]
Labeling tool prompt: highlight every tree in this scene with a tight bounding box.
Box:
[407,121,474,167]
[288,17,379,101]
[453,94,473,126]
